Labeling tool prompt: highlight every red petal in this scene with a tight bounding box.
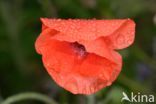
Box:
[35,18,135,94]
[80,38,121,64]
[41,18,128,42]
[41,18,135,49]
[35,29,122,94]
[104,19,135,49]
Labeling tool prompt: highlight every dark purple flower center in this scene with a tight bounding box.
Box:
[71,42,88,58]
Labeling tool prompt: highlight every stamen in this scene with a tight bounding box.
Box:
[71,42,88,58]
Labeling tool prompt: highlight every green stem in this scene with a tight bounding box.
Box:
[87,94,95,104]
[1,92,58,104]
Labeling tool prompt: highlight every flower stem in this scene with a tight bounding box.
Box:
[1,92,58,104]
[87,94,95,104]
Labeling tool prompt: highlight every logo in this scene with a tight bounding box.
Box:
[121,92,155,103]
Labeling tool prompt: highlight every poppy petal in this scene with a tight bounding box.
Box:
[80,38,120,64]
[35,18,135,94]
[104,19,135,49]
[41,18,129,42]
[35,29,122,94]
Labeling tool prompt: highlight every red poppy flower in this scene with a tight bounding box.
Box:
[35,18,135,95]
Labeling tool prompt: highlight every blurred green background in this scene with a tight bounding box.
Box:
[0,0,156,104]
